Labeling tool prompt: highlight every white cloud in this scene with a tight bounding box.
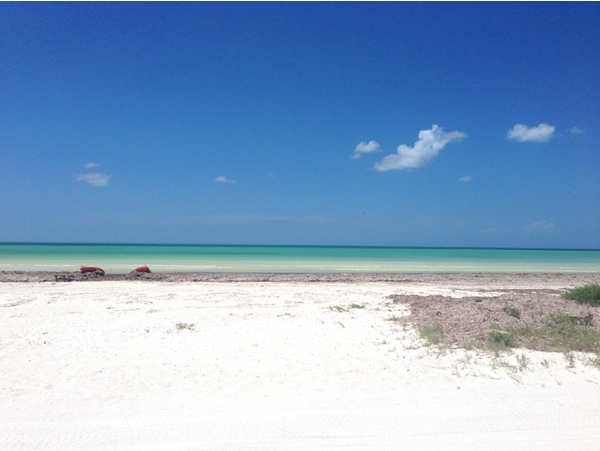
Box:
[568,126,584,135]
[85,162,99,169]
[477,227,512,236]
[161,214,333,226]
[458,176,473,182]
[374,125,466,172]
[352,140,381,159]
[507,123,555,142]
[524,220,556,234]
[215,176,236,184]
[77,172,111,187]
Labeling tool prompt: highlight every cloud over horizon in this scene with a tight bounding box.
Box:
[507,123,555,142]
[77,162,110,187]
[77,172,111,187]
[352,140,381,158]
[215,176,236,184]
[524,220,556,234]
[374,125,466,172]
[568,126,584,135]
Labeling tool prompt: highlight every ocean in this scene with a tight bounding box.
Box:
[0,243,599,274]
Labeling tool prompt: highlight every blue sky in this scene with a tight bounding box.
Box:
[1,2,599,248]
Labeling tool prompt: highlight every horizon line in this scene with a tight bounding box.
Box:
[1,242,599,252]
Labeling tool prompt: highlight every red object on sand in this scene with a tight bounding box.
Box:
[80,266,105,275]
[135,265,151,273]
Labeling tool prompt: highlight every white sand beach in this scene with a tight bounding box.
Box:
[1,274,599,449]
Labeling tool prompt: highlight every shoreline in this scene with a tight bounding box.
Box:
[1,270,599,285]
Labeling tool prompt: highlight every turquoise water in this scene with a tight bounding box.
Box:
[0,243,599,274]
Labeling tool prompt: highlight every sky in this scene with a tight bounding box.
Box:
[1,2,599,249]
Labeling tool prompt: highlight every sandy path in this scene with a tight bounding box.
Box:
[1,279,599,449]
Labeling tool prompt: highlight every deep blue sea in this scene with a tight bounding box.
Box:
[0,243,599,274]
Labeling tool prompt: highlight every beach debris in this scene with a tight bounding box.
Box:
[134,265,151,273]
[80,266,105,276]
[55,274,75,282]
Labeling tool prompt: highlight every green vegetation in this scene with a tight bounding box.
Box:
[563,284,600,306]
[418,313,599,356]
[420,324,444,346]
[329,303,366,312]
[516,353,528,370]
[175,322,195,331]
[503,306,521,319]
[519,314,600,354]
[487,330,517,350]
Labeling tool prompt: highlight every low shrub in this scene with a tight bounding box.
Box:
[503,306,521,319]
[518,314,600,354]
[487,330,517,349]
[563,284,600,306]
[420,324,444,345]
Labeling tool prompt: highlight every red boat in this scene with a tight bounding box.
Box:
[134,265,151,273]
[80,266,105,276]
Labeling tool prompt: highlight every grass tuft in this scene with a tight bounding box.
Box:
[518,314,600,354]
[564,351,576,368]
[487,330,517,350]
[516,353,528,370]
[176,322,195,331]
[330,303,366,312]
[563,284,600,306]
[415,312,599,358]
[420,324,444,346]
[503,306,521,319]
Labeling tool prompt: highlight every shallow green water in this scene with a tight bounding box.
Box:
[0,243,598,274]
